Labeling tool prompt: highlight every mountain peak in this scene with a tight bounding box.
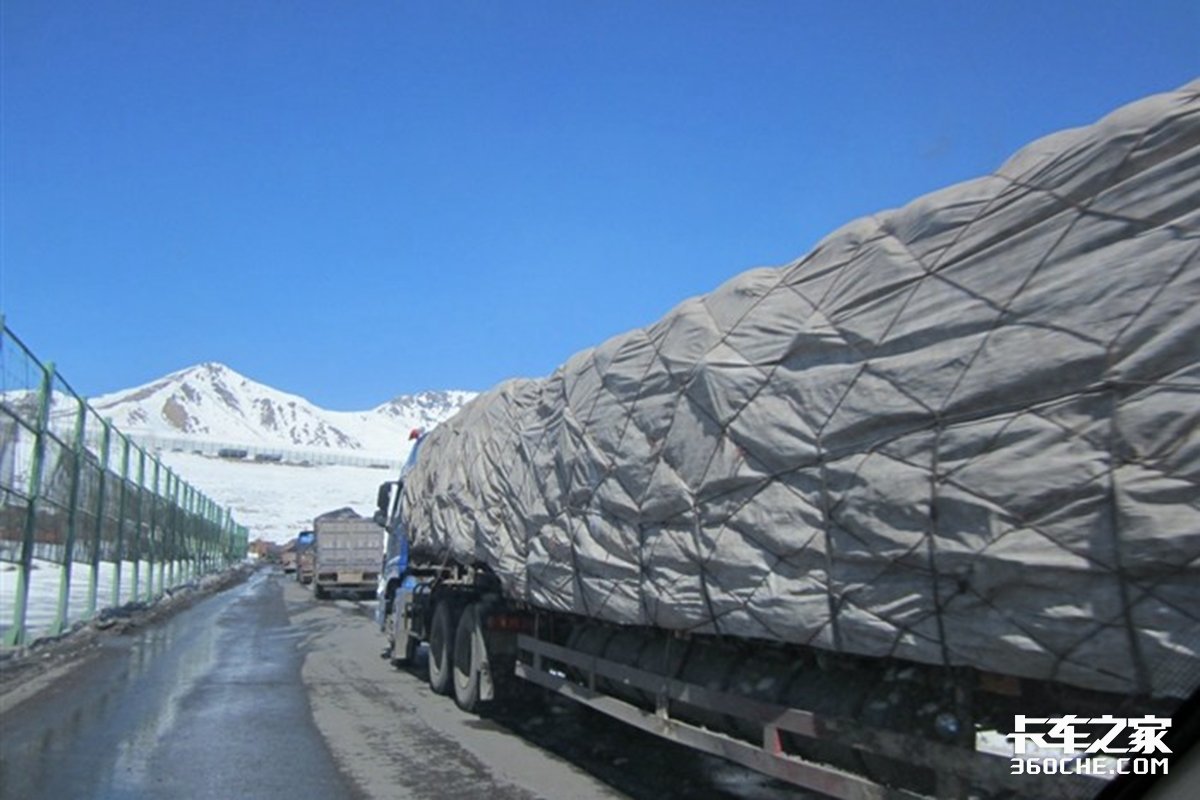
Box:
[90,365,475,457]
[194,360,230,374]
[168,361,243,383]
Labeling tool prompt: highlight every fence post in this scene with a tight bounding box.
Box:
[158,468,171,593]
[178,478,188,583]
[178,484,188,583]
[50,397,88,636]
[195,490,204,578]
[131,447,145,602]
[161,469,171,590]
[85,419,112,619]
[111,430,130,607]
[165,470,176,587]
[146,458,159,600]
[168,471,180,588]
[186,485,196,582]
[206,499,216,574]
[5,360,54,647]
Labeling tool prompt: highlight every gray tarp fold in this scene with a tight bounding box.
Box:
[404,81,1200,699]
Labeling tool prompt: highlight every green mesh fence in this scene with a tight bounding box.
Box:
[0,319,249,645]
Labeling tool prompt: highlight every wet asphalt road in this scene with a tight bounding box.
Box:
[0,569,810,800]
[0,569,355,800]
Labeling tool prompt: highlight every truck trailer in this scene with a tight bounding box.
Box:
[312,514,382,600]
[375,82,1199,798]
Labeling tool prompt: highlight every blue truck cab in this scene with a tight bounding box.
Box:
[373,432,425,632]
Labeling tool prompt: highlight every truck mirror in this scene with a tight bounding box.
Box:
[376,482,392,518]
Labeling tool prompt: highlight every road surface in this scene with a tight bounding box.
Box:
[0,568,808,799]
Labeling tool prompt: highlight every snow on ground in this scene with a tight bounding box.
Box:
[156,451,394,543]
[0,451,390,643]
[0,558,168,641]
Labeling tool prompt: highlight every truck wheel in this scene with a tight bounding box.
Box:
[314,584,328,600]
[427,600,455,695]
[452,603,487,713]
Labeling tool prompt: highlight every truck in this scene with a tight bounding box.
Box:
[280,547,298,575]
[295,529,315,585]
[312,513,382,600]
[374,83,1199,799]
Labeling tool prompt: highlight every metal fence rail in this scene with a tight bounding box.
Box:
[0,317,249,646]
[127,433,403,469]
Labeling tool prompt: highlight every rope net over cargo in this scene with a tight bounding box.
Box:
[404,81,1200,700]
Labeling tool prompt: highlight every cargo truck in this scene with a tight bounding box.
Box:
[312,514,382,600]
[375,83,1199,799]
[295,529,315,585]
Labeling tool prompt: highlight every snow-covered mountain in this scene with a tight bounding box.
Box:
[90,362,475,459]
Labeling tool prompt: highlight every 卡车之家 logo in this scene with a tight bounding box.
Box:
[1007,715,1171,777]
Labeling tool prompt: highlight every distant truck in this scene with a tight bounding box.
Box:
[295,530,316,584]
[312,516,382,600]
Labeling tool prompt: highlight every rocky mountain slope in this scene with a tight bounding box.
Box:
[89,362,475,458]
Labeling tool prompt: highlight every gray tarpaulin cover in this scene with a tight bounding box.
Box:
[403,82,1200,699]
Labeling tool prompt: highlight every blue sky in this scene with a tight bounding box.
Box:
[2,1,1196,409]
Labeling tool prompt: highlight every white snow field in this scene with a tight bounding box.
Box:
[0,558,171,641]
[155,450,393,544]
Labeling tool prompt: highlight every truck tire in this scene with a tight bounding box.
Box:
[314,584,328,600]
[452,603,486,713]
[427,600,455,696]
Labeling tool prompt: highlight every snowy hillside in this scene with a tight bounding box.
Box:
[90,362,475,459]
[156,451,389,544]
[71,363,480,544]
